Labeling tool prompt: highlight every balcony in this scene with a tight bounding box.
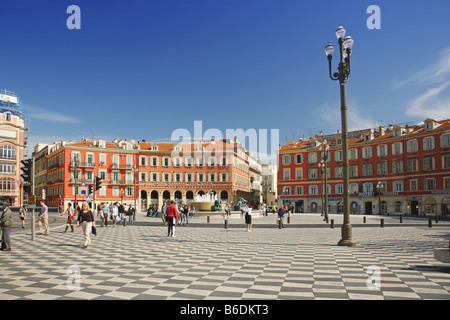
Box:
[70,161,96,168]
[110,163,134,170]
[110,179,134,185]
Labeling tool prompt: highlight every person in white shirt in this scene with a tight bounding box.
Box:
[243,202,252,232]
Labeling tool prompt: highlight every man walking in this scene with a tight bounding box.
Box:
[38,200,49,235]
[277,205,286,229]
[1,201,13,251]
[166,200,179,237]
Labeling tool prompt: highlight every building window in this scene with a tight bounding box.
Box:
[407,158,418,172]
[393,181,404,192]
[162,157,171,167]
[377,162,388,175]
[350,183,358,194]
[363,183,373,193]
[308,153,318,163]
[406,140,418,153]
[443,155,450,169]
[295,186,304,195]
[377,145,388,157]
[309,185,318,195]
[186,173,193,182]
[284,169,290,180]
[362,163,373,176]
[349,165,358,177]
[362,147,373,159]
[308,168,317,179]
[336,185,343,194]
[423,156,434,171]
[335,150,343,162]
[423,137,435,150]
[392,142,403,155]
[0,145,16,160]
[296,169,302,180]
[444,178,450,190]
[392,160,403,174]
[295,154,303,164]
[282,155,291,165]
[335,167,343,178]
[395,201,402,213]
[410,180,418,191]
[424,179,436,191]
[0,178,15,190]
[441,133,450,147]
[348,149,358,160]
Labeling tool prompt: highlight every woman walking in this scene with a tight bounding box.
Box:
[19,205,27,229]
[243,202,253,232]
[77,203,95,248]
[60,203,75,233]
[182,205,189,225]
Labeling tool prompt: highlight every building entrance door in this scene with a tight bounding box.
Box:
[365,201,373,215]
[411,201,419,216]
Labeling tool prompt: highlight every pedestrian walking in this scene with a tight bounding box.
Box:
[162,201,167,226]
[166,200,179,237]
[111,202,118,227]
[59,202,75,233]
[224,204,230,217]
[128,205,135,224]
[101,202,110,227]
[278,205,286,228]
[77,202,95,248]
[1,201,13,251]
[189,205,194,218]
[37,200,49,235]
[19,205,27,229]
[182,204,189,225]
[243,202,253,232]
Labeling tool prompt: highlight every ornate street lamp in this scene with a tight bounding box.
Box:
[325,26,356,246]
[319,140,330,222]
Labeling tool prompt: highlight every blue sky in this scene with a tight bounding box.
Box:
[1,0,449,162]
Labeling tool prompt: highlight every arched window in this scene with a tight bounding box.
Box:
[0,145,16,160]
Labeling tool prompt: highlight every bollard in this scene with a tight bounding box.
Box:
[363,216,366,224]
[287,216,290,224]
[380,219,384,228]
[330,219,334,229]
[224,219,228,229]
[279,219,282,229]
[428,218,432,228]
[399,215,403,223]
[207,216,210,223]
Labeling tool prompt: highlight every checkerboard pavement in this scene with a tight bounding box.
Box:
[1,213,449,300]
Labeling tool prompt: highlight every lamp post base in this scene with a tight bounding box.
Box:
[337,224,356,247]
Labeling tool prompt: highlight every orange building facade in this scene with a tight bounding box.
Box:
[33,138,253,211]
[278,118,450,217]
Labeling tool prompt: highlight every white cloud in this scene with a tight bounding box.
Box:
[396,47,450,120]
[318,102,377,133]
[23,104,82,124]
[406,81,450,119]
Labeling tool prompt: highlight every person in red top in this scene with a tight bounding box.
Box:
[166,200,179,237]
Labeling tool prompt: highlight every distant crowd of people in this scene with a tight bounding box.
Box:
[1,199,294,252]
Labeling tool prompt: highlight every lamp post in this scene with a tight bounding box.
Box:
[376,181,382,215]
[325,26,356,246]
[319,140,330,222]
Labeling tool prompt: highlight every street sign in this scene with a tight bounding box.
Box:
[28,195,35,204]
[81,189,86,195]
[86,195,91,202]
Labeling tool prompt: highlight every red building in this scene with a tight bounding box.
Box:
[32,138,255,211]
[278,118,450,217]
